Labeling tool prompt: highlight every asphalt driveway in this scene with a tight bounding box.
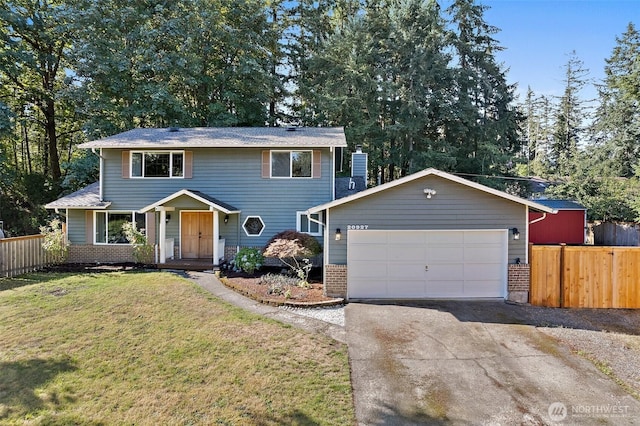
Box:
[346,301,640,425]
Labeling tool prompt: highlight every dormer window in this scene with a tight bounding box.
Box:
[131,151,184,178]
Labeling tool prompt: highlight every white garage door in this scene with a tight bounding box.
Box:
[347,230,508,299]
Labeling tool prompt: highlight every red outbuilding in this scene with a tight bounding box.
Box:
[529,199,587,245]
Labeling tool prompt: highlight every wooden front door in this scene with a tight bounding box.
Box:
[181,212,214,259]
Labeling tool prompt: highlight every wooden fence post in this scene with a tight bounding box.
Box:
[559,243,566,308]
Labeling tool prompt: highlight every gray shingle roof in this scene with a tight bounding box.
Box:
[187,190,239,213]
[335,176,367,199]
[78,127,347,149]
[44,182,111,209]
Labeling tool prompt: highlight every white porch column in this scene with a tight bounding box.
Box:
[156,206,175,263]
[158,210,167,263]
[212,209,220,266]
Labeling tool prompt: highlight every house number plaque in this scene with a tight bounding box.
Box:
[347,224,369,230]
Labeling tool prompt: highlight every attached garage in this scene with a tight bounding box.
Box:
[347,230,507,299]
[306,168,556,301]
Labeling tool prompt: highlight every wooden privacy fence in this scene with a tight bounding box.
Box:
[530,244,640,308]
[0,235,53,278]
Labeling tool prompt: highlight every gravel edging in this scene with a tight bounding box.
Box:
[539,326,640,399]
[280,305,346,327]
[510,304,640,400]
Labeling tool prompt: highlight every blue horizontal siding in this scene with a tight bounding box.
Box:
[101,148,333,248]
[326,175,527,264]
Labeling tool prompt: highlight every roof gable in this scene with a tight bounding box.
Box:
[139,189,240,214]
[78,127,347,149]
[308,168,557,214]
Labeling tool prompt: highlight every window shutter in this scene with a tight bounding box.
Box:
[122,150,130,179]
[184,151,193,179]
[312,150,321,179]
[262,150,270,178]
[85,211,93,244]
[145,212,156,245]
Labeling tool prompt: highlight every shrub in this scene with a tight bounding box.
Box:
[263,239,313,288]
[259,273,300,287]
[40,218,69,264]
[260,274,299,298]
[263,230,322,256]
[122,222,154,264]
[233,247,264,274]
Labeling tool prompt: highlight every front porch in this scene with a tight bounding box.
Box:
[156,258,220,272]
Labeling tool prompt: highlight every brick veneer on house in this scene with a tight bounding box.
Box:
[507,263,530,304]
[324,263,530,302]
[67,245,134,264]
[324,264,347,298]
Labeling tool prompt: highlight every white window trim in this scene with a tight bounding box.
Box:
[242,215,265,237]
[130,150,185,179]
[270,150,313,179]
[94,211,146,245]
[296,211,323,237]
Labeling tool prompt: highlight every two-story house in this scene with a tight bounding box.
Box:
[46,127,349,265]
[47,126,556,302]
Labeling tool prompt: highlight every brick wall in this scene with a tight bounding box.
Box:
[68,244,134,264]
[507,263,530,304]
[325,264,347,298]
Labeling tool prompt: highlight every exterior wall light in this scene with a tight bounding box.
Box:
[335,228,342,241]
[165,214,171,223]
[224,214,229,224]
[423,188,437,199]
[512,227,520,240]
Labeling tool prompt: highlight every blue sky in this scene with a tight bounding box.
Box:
[481,0,640,101]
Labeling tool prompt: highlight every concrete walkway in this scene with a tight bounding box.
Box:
[182,271,346,343]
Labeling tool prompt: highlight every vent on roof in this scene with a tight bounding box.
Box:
[286,126,297,132]
[168,127,180,132]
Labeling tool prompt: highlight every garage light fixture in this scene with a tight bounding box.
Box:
[335,228,342,241]
[511,228,520,240]
[423,188,437,199]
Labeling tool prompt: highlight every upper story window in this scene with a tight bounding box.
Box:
[131,151,184,178]
[271,151,312,178]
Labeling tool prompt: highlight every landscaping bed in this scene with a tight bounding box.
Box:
[219,267,343,306]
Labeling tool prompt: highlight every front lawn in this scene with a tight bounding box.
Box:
[0,271,354,425]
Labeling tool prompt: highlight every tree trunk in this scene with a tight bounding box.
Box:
[44,99,61,182]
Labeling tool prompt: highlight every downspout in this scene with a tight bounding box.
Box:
[307,211,327,269]
[529,212,547,225]
[307,214,325,230]
[91,148,105,202]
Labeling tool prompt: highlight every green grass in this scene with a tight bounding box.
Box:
[0,272,355,425]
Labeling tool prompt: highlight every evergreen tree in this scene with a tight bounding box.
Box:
[71,0,276,136]
[519,88,553,177]
[592,23,640,178]
[445,0,521,176]
[302,0,455,183]
[550,52,590,177]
